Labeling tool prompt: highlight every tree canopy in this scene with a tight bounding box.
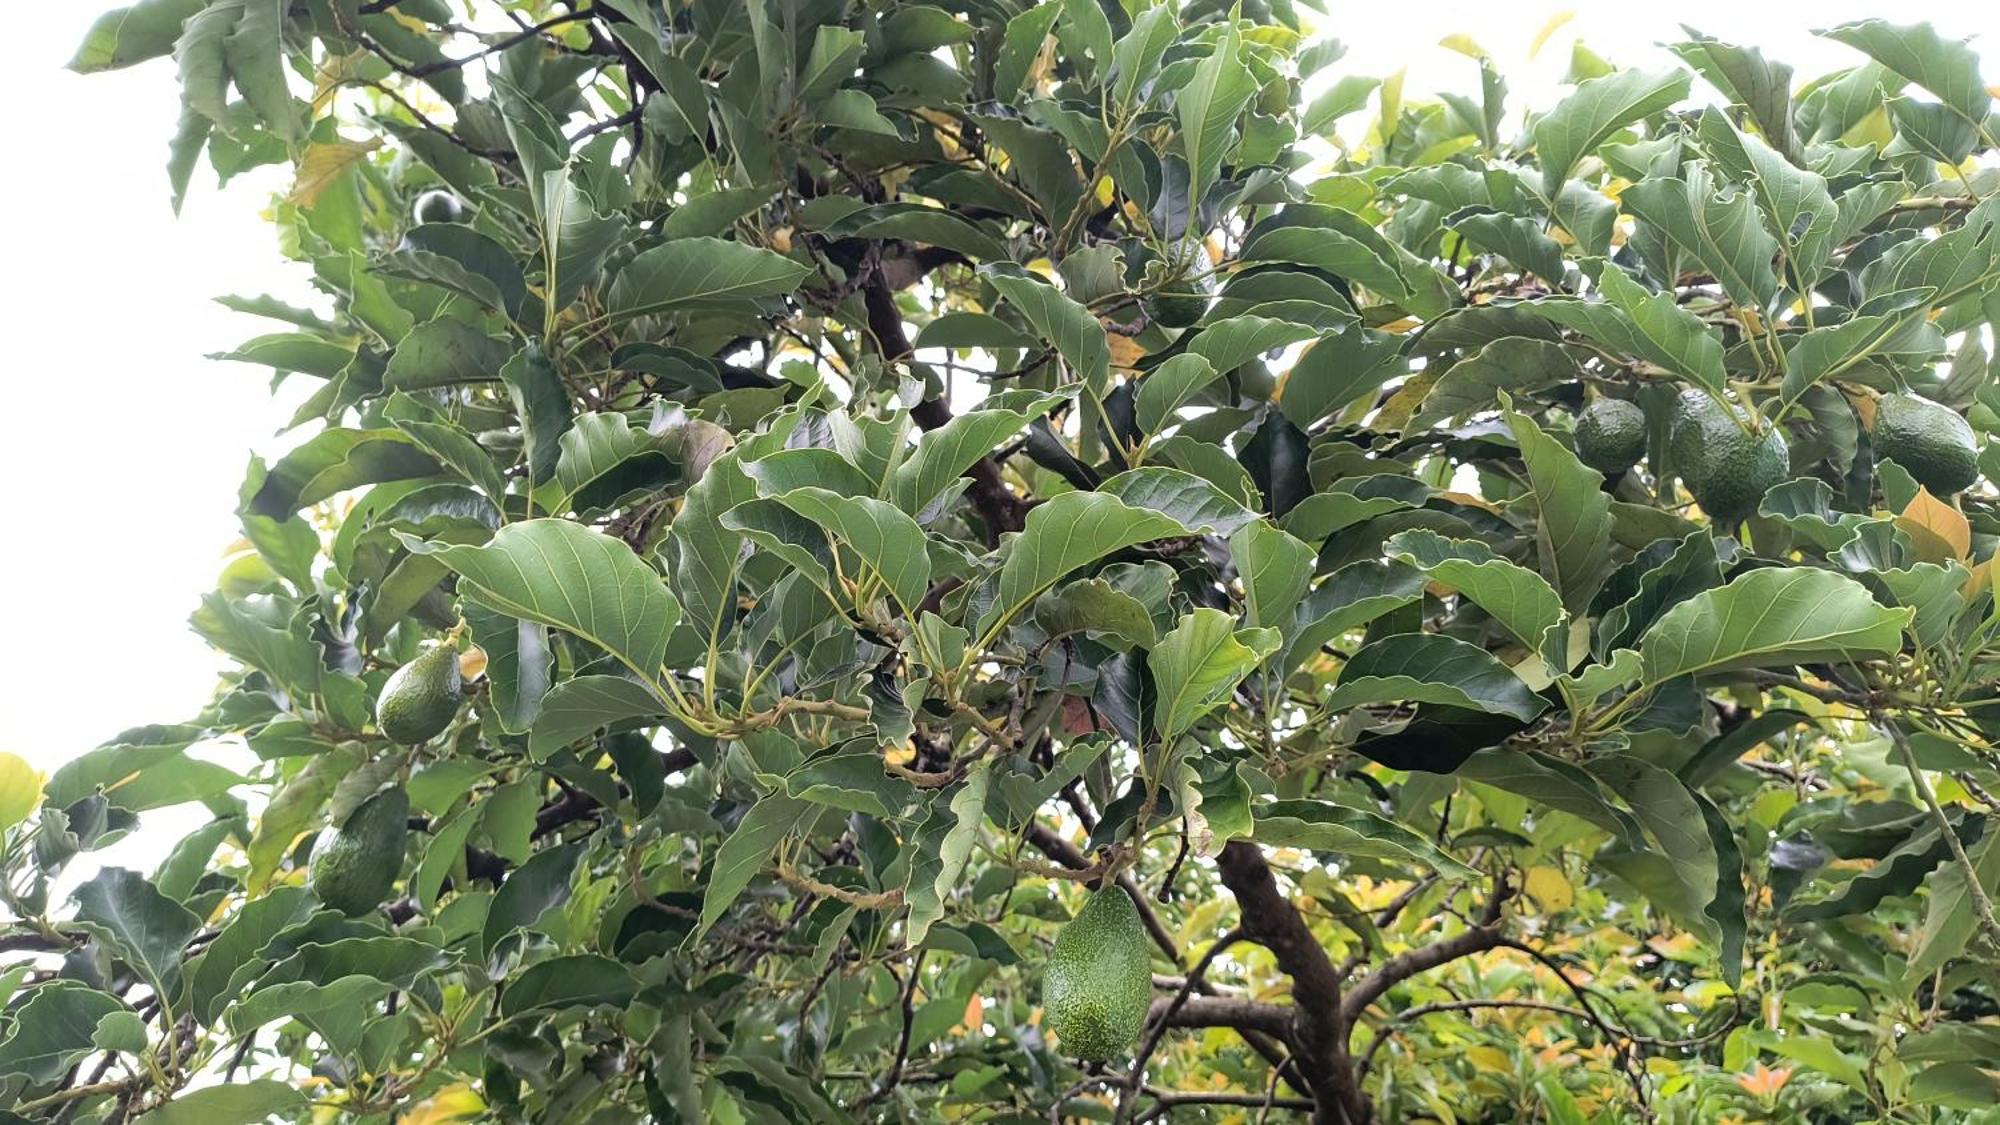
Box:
[6,1,2000,1121]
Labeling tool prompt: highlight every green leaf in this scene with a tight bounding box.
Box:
[981,264,1109,394]
[1277,323,1405,429]
[1530,261,1727,393]
[979,490,1189,637]
[189,885,317,1023]
[1326,633,1548,721]
[1302,75,1383,136]
[463,600,552,736]
[383,318,514,392]
[1230,520,1314,631]
[784,753,913,817]
[1282,560,1428,674]
[994,2,1061,100]
[529,675,665,759]
[1586,756,1721,941]
[133,1080,308,1125]
[1384,529,1566,664]
[1184,315,1320,376]
[1905,831,2000,984]
[247,428,441,518]
[891,395,1061,515]
[1694,109,1835,294]
[907,766,990,947]
[407,519,681,692]
[1419,337,1578,424]
[1252,799,1480,880]
[1098,466,1256,535]
[1817,19,1992,132]
[1779,291,1938,410]
[1634,567,1910,691]
[483,841,584,956]
[540,170,628,313]
[383,393,510,505]
[607,236,808,319]
[226,976,387,1057]
[699,794,812,939]
[0,983,127,1083]
[660,184,779,240]
[70,0,206,72]
[1177,24,1258,210]
[1448,208,1567,283]
[769,488,932,612]
[1622,164,1780,311]
[71,868,201,999]
[499,344,573,487]
[223,0,292,142]
[1151,608,1281,743]
[1507,408,1614,612]
[502,954,640,1015]
[1671,30,1801,162]
[1532,68,1691,195]
[91,1010,150,1054]
[1136,353,1219,435]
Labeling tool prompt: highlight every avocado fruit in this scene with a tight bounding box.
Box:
[1873,391,1979,496]
[1042,887,1152,1062]
[1669,390,1788,523]
[1574,398,1647,474]
[376,644,462,745]
[309,785,409,917]
[413,189,465,225]
[1143,286,1210,329]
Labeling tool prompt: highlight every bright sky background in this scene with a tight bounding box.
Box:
[1,1,1996,778]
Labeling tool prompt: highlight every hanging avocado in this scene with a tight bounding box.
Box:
[308,785,410,917]
[1574,398,1647,474]
[376,644,462,745]
[1042,887,1153,1062]
[1873,391,1979,496]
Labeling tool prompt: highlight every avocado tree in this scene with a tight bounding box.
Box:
[5,1,2000,1120]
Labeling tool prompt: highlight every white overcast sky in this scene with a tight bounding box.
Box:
[2,1,1996,774]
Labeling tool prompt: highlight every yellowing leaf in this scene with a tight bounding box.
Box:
[1108,334,1147,369]
[1439,34,1487,60]
[1524,864,1574,912]
[0,752,45,830]
[955,993,984,1035]
[290,138,382,207]
[457,646,489,681]
[400,1083,485,1125]
[1465,1045,1513,1074]
[1896,488,1971,563]
[1528,12,1576,60]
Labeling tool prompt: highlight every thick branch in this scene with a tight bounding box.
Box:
[1217,841,1369,1125]
[1148,994,1294,1038]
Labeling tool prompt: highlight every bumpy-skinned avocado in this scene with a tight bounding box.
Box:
[1143,285,1210,329]
[1042,888,1152,1062]
[308,786,409,917]
[1670,391,1787,522]
[1575,398,1647,474]
[413,189,465,225]
[376,644,462,745]
[1874,391,1979,495]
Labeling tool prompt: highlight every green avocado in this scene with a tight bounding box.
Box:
[1574,398,1647,474]
[308,786,409,917]
[376,644,462,745]
[413,189,465,225]
[1042,887,1152,1062]
[1670,391,1787,522]
[1874,391,1979,496]
[1143,286,1210,329]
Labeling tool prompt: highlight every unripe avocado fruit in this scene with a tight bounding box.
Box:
[308,786,409,917]
[1143,287,1210,329]
[1874,392,1979,496]
[1574,398,1647,474]
[376,644,462,745]
[413,189,465,225]
[1042,887,1152,1062]
[1669,390,1788,522]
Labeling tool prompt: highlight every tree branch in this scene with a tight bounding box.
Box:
[1340,876,1510,1026]
[1217,840,1369,1125]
